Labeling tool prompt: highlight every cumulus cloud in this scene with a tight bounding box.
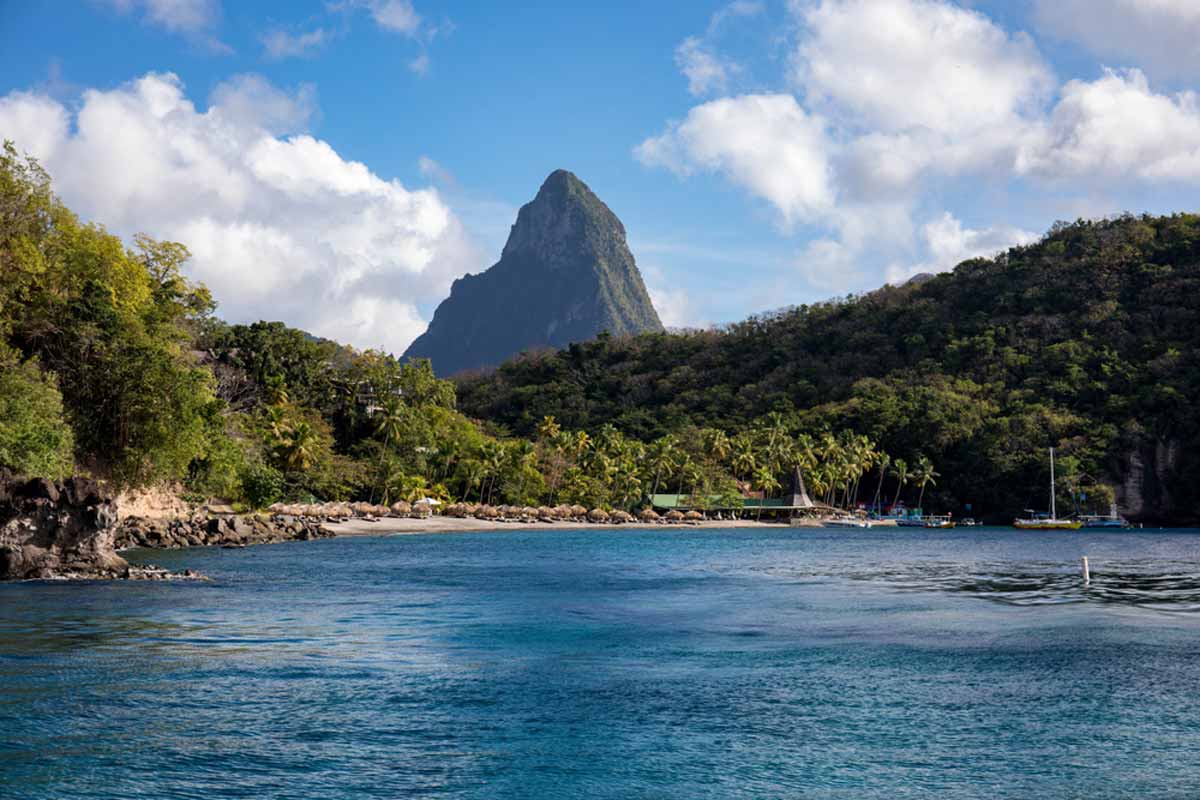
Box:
[886,213,1038,284]
[642,264,695,329]
[0,72,477,355]
[1033,0,1200,81]
[1018,68,1200,181]
[261,27,330,60]
[636,94,834,225]
[795,0,1052,135]
[640,0,1200,297]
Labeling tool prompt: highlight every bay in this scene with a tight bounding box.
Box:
[2,527,1199,799]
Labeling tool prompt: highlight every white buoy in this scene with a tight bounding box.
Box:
[1081,556,1090,584]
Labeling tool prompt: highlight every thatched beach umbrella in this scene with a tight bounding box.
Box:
[587,508,610,523]
[537,506,555,521]
[570,504,588,519]
[638,508,661,523]
[684,510,704,524]
[391,501,412,516]
[664,510,685,524]
[474,505,492,520]
[610,510,634,524]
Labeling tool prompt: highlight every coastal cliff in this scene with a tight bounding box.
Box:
[0,471,127,579]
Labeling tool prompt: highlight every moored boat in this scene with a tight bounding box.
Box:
[923,515,955,529]
[1078,504,1131,529]
[826,518,873,529]
[1013,448,1083,530]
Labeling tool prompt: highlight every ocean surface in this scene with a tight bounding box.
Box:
[3,526,1200,799]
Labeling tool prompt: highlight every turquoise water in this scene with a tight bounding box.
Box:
[3,527,1200,799]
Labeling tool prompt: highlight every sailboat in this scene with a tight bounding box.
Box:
[1013,447,1083,530]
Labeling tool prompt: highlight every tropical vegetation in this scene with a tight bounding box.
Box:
[4,140,1194,521]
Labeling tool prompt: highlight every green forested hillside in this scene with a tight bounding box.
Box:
[3,141,1196,522]
[457,215,1200,522]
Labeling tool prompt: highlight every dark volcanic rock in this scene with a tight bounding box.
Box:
[403,169,664,376]
[0,470,128,580]
[114,514,332,550]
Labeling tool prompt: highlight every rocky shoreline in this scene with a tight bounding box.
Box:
[115,514,332,551]
[0,471,336,581]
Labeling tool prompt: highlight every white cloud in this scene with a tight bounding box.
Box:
[886,212,1037,284]
[261,28,330,60]
[0,91,69,163]
[795,0,1052,136]
[106,0,230,51]
[208,73,317,134]
[0,72,477,355]
[1034,0,1200,81]
[1018,68,1200,181]
[642,264,694,328]
[641,0,1200,298]
[360,0,421,35]
[675,37,737,97]
[635,94,834,225]
[409,53,431,75]
[795,237,863,291]
[672,1,763,97]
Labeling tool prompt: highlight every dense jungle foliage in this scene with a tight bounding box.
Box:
[3,142,1194,520]
[0,144,914,516]
[456,212,1200,522]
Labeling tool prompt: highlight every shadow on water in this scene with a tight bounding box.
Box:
[845,560,1200,611]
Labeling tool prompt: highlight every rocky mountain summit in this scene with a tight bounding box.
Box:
[404,169,663,376]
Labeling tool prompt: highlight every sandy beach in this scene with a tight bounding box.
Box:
[324,516,786,537]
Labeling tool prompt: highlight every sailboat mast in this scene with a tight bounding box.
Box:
[1049,447,1056,520]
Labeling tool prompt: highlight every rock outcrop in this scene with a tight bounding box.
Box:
[0,471,127,580]
[115,514,332,550]
[403,169,663,376]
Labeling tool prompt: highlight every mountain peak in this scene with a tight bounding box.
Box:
[404,171,663,376]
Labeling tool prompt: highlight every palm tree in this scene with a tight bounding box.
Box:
[537,415,561,442]
[730,433,757,482]
[647,435,679,498]
[912,455,940,512]
[373,398,405,448]
[280,421,317,472]
[752,465,781,521]
[508,440,537,503]
[889,458,909,510]
[457,458,485,503]
[703,429,731,463]
[871,453,891,514]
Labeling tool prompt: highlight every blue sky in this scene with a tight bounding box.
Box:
[2,1,1199,353]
